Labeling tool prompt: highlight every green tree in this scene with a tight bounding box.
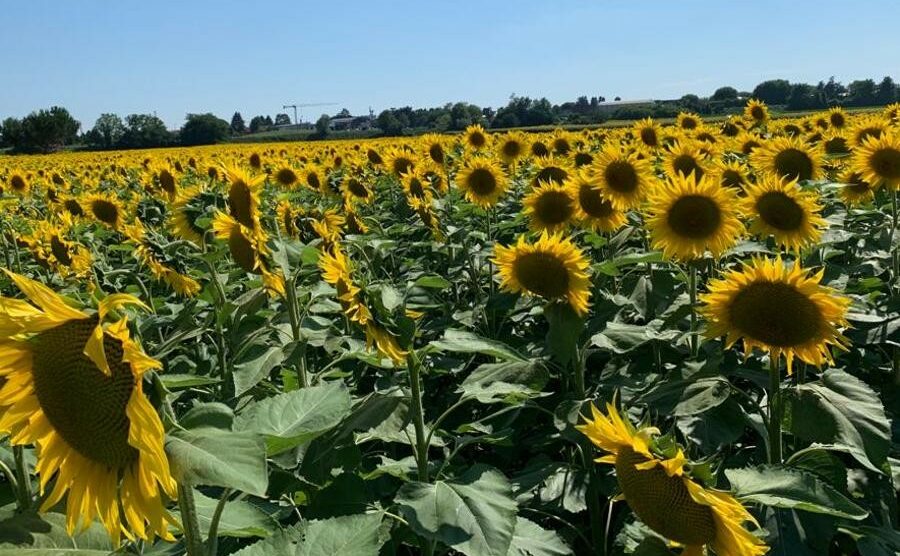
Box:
[752,79,792,104]
[249,115,269,133]
[230,112,246,134]
[314,114,331,138]
[90,113,125,149]
[711,86,738,101]
[179,113,230,146]
[376,110,404,136]
[876,76,897,105]
[5,106,80,153]
[0,118,22,148]
[847,79,877,106]
[274,113,292,126]
[121,113,172,149]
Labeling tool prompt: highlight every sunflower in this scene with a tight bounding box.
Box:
[849,115,888,148]
[633,118,661,149]
[420,134,447,166]
[272,165,299,188]
[463,124,490,151]
[568,172,627,232]
[523,181,575,233]
[827,107,848,129]
[342,173,373,204]
[572,149,594,168]
[170,185,214,245]
[711,160,751,191]
[455,158,509,208]
[744,99,769,126]
[577,401,768,556]
[852,133,900,190]
[7,171,30,195]
[126,221,201,297]
[751,136,822,182]
[408,196,445,242]
[211,213,284,296]
[550,131,573,156]
[224,165,266,229]
[366,148,384,166]
[0,271,177,544]
[85,194,126,230]
[822,131,851,155]
[31,221,92,279]
[837,169,875,206]
[530,139,551,159]
[300,163,328,193]
[701,257,850,373]
[734,132,763,156]
[590,147,653,210]
[720,116,744,138]
[497,132,527,165]
[62,198,85,217]
[743,176,826,252]
[677,112,702,131]
[665,141,709,180]
[494,233,590,315]
[401,168,433,201]
[384,149,418,178]
[645,173,743,261]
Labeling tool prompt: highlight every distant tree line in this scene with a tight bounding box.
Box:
[3,75,897,150]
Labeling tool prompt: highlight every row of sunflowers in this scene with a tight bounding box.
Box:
[0,99,896,555]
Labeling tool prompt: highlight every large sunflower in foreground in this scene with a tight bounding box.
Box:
[591,147,654,210]
[742,177,826,252]
[645,173,743,261]
[0,271,177,543]
[751,136,822,183]
[701,257,850,373]
[494,233,590,315]
[577,401,768,556]
[568,172,627,232]
[523,181,575,233]
[455,158,509,208]
[852,133,900,190]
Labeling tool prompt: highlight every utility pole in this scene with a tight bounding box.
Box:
[283,105,299,128]
[282,102,339,127]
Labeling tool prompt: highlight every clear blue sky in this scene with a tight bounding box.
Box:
[3,1,899,129]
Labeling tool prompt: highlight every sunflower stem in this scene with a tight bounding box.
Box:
[572,352,606,556]
[767,356,783,464]
[405,350,434,556]
[177,483,205,556]
[206,488,233,556]
[688,263,699,358]
[285,274,310,388]
[0,457,20,509]
[12,446,32,511]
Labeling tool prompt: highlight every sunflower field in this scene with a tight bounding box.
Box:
[0,101,897,556]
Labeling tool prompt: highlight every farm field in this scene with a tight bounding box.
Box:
[0,103,898,556]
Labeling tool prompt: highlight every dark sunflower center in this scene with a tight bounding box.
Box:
[228,227,259,274]
[615,447,716,546]
[348,178,369,198]
[721,170,744,189]
[741,141,760,155]
[578,185,614,218]
[666,195,722,238]
[159,170,176,194]
[306,173,321,190]
[64,200,84,217]
[367,150,383,165]
[728,281,824,346]
[535,166,569,186]
[604,161,639,193]
[681,118,698,130]
[512,252,570,298]
[249,153,262,169]
[830,113,845,127]
[393,158,414,176]
[429,144,445,164]
[553,139,570,155]
[751,106,765,120]
[773,149,814,181]
[30,318,137,469]
[756,191,804,231]
[640,128,658,147]
[722,122,740,137]
[672,155,704,179]
[468,132,486,148]
[276,168,298,186]
[857,128,882,144]
[92,200,120,226]
[466,168,497,196]
[229,181,255,228]
[869,148,900,179]
[50,235,72,265]
[10,176,26,191]
[502,141,522,158]
[408,178,427,199]
[574,152,593,167]
[534,191,574,226]
[531,142,550,158]
[825,137,849,155]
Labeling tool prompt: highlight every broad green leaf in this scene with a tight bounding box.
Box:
[158,373,220,389]
[726,465,868,520]
[190,490,275,539]
[590,320,679,354]
[414,274,452,289]
[507,517,572,556]
[397,464,518,556]
[227,526,304,556]
[430,330,525,361]
[296,513,385,556]
[791,369,891,469]
[544,303,583,366]
[234,382,352,455]
[180,402,234,430]
[672,377,731,416]
[233,346,285,396]
[165,428,268,496]
[0,512,111,554]
[460,360,549,404]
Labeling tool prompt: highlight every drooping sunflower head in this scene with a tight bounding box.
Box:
[591,147,653,210]
[455,157,509,208]
[211,212,283,296]
[701,256,850,373]
[0,271,177,544]
[665,140,710,181]
[677,112,702,131]
[342,173,373,204]
[751,136,823,183]
[463,124,490,151]
[493,232,590,315]
[837,169,875,206]
[224,165,266,229]
[170,184,220,245]
[645,173,744,261]
[852,132,900,189]
[401,168,433,202]
[744,99,769,125]
[742,176,826,252]
[567,172,627,233]
[523,180,576,233]
[578,401,768,556]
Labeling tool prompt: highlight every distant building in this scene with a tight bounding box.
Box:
[328,114,375,131]
[594,99,656,115]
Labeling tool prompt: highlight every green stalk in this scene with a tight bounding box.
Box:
[206,489,233,556]
[767,356,783,464]
[572,352,605,556]
[688,263,699,358]
[284,274,310,387]
[177,484,205,556]
[13,446,32,510]
[406,351,434,556]
[200,257,231,397]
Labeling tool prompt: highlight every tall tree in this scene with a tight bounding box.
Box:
[91,113,125,149]
[752,79,792,104]
[274,113,291,126]
[230,112,246,134]
[180,113,230,146]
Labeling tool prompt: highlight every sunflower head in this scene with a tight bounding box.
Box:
[701,257,850,373]
[494,233,591,315]
[852,133,900,189]
[455,158,509,208]
[751,136,823,183]
[497,132,527,164]
[677,112,702,130]
[273,165,299,188]
[633,118,661,149]
[744,99,769,125]
[224,166,265,229]
[743,176,826,252]
[645,173,744,261]
[86,194,126,230]
[463,124,490,151]
[591,147,653,210]
[837,169,874,206]
[568,172,627,233]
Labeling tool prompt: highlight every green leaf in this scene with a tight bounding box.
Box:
[460,360,549,404]
[543,303,583,366]
[671,377,731,416]
[590,320,679,354]
[791,369,891,469]
[191,490,275,538]
[158,373,220,389]
[233,346,285,396]
[234,382,352,455]
[430,330,525,361]
[165,428,268,496]
[296,513,385,556]
[507,517,573,556]
[0,512,112,554]
[180,402,234,430]
[396,464,518,556]
[227,526,304,556]
[725,465,868,520]
[414,274,452,289]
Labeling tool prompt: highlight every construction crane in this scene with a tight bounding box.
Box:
[282,103,339,127]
